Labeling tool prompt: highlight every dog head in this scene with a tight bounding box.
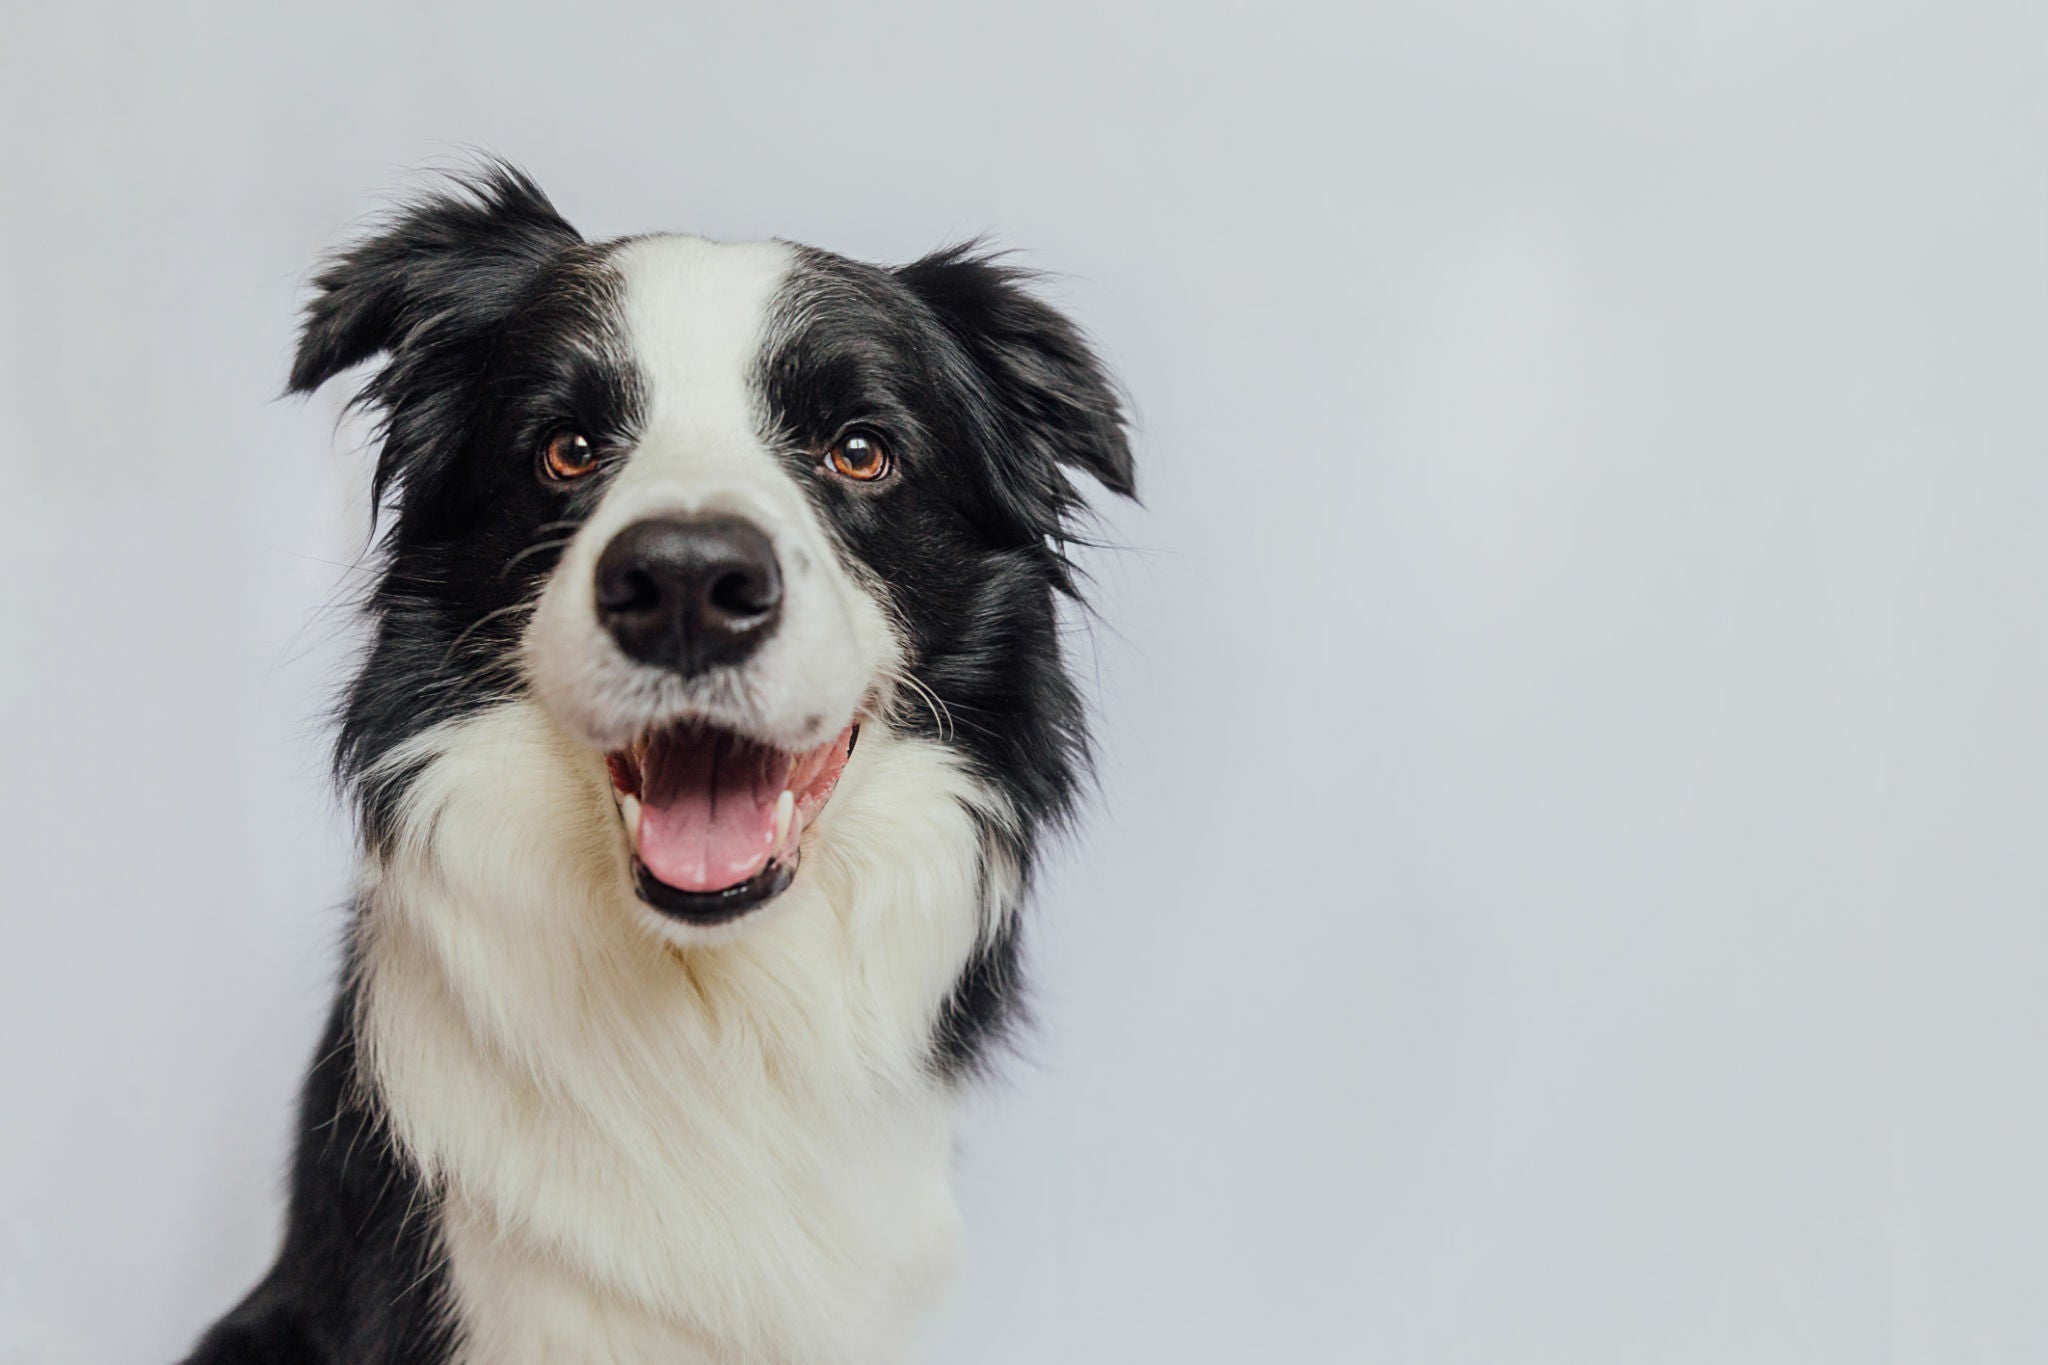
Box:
[291,166,1131,946]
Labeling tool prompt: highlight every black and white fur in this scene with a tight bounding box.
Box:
[185,166,1131,1364]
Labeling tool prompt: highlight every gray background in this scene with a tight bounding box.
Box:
[3,1,2045,1361]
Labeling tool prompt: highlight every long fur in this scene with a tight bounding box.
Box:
[184,163,1130,1364]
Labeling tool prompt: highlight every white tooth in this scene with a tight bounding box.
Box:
[620,794,642,839]
[772,789,794,848]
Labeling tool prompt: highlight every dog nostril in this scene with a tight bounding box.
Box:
[708,568,776,620]
[601,565,662,615]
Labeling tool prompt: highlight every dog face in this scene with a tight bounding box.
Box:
[291,168,1131,951]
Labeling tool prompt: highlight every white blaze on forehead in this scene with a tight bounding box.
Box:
[611,234,795,456]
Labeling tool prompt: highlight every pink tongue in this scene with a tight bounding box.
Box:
[635,728,783,893]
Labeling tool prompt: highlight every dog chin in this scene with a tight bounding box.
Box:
[626,875,810,950]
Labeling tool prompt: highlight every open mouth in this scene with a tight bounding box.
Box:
[606,722,857,925]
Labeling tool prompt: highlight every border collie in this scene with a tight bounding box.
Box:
[184,164,1131,1364]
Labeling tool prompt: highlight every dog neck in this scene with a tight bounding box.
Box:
[351,697,1004,1363]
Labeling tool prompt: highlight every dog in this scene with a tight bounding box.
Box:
[182,164,1132,1364]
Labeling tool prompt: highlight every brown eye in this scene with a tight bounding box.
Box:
[824,430,893,483]
[540,429,599,482]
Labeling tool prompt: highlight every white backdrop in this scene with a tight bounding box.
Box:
[4,2,2046,1361]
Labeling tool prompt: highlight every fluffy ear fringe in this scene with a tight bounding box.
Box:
[288,161,579,397]
[897,246,1136,504]
[287,162,580,517]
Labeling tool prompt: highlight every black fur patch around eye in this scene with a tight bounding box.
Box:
[287,167,645,848]
[763,248,1133,1076]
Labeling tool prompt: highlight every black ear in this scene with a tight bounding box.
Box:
[897,247,1136,501]
[288,163,580,396]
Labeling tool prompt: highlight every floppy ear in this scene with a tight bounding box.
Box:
[897,246,1136,502]
[289,162,579,395]
[288,164,581,516]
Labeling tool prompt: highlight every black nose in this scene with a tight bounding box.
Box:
[594,516,783,675]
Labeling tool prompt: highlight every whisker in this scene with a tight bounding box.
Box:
[437,599,539,673]
[888,666,955,742]
[501,535,576,578]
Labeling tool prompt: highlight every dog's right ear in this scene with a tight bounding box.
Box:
[287,163,581,397]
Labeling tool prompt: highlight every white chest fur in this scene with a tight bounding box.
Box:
[355,700,1003,1363]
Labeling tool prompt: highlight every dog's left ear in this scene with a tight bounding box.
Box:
[898,247,1136,503]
